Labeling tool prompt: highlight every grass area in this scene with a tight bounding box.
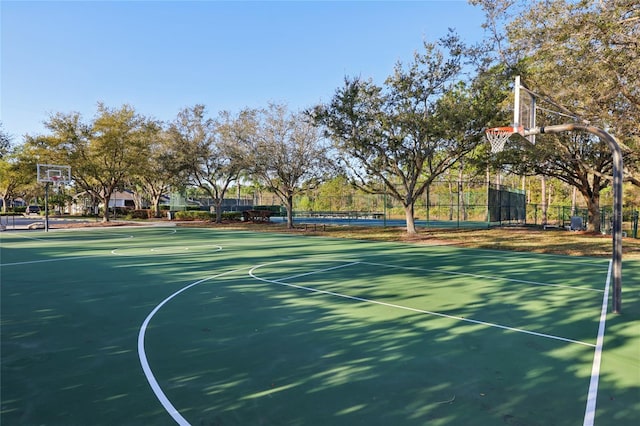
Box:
[178,221,640,260]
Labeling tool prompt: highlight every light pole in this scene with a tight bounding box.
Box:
[524,124,623,313]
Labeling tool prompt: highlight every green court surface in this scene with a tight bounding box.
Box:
[1,226,638,425]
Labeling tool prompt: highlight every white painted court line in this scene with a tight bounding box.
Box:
[582,260,612,426]
[278,261,361,281]
[249,262,596,348]
[137,268,247,426]
[421,248,610,266]
[1,256,92,267]
[6,233,49,242]
[2,230,187,266]
[4,230,135,242]
[111,244,223,256]
[361,261,604,293]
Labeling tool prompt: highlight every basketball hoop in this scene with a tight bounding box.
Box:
[37,164,71,186]
[485,126,522,153]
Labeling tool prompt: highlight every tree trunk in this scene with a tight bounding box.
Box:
[151,194,162,218]
[286,195,294,229]
[102,194,111,222]
[585,191,602,233]
[214,199,223,223]
[132,191,143,210]
[405,203,417,235]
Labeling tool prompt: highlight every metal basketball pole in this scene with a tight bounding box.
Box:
[525,124,623,313]
[45,182,50,232]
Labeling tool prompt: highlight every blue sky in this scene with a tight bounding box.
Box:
[1,0,487,141]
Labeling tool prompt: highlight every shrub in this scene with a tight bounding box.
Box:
[222,211,242,221]
[174,210,213,221]
[129,209,151,219]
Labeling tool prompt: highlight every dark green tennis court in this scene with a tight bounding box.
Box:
[1,225,638,425]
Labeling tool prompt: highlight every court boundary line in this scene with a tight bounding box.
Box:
[249,260,596,348]
[360,261,604,293]
[582,259,612,426]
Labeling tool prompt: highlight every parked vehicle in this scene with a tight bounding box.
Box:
[25,205,41,215]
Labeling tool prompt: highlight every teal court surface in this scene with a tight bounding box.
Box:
[1,225,638,425]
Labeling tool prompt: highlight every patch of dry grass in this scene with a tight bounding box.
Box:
[181,221,640,260]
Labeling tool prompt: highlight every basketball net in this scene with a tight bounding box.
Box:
[486,126,522,153]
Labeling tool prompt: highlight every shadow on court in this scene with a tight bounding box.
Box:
[1,227,638,425]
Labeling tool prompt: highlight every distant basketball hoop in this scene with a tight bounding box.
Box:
[485,126,523,153]
[36,164,72,232]
[37,164,71,186]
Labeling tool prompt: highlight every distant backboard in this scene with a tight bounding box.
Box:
[37,164,71,185]
[513,76,536,144]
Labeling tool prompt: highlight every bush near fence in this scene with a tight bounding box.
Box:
[222,211,242,221]
[163,209,243,221]
[174,211,214,221]
[127,209,152,219]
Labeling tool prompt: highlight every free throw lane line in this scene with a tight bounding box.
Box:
[249,261,596,348]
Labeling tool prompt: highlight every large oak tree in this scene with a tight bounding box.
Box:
[473,0,639,232]
[31,103,156,221]
[168,105,250,223]
[312,33,496,234]
[246,103,333,229]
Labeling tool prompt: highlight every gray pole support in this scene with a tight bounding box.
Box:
[524,124,623,313]
[45,182,50,232]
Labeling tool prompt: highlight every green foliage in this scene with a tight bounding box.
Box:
[168,105,250,224]
[471,0,639,232]
[128,209,151,219]
[9,2,636,234]
[33,103,158,222]
[244,103,334,229]
[504,0,639,185]
[4,206,28,214]
[312,32,493,234]
[221,211,241,221]
[174,210,213,221]
[0,123,11,158]
[129,126,179,219]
